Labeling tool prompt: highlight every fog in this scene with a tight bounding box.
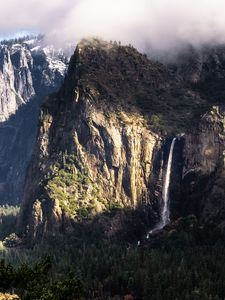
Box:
[1,0,225,54]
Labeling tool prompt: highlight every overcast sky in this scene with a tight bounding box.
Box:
[1,0,225,53]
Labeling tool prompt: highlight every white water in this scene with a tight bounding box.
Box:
[146,137,176,238]
[161,137,176,227]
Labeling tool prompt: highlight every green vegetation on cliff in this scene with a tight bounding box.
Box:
[45,154,119,219]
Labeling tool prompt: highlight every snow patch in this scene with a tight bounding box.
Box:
[43,46,67,76]
[24,39,36,45]
[31,46,41,52]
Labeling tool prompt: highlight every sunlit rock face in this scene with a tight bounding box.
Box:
[19,39,167,238]
[0,38,68,122]
[0,45,34,121]
[0,36,70,204]
[18,39,225,239]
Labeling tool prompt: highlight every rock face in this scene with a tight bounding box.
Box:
[175,106,225,225]
[0,44,34,121]
[169,46,225,225]
[0,36,69,204]
[19,39,166,237]
[19,39,225,239]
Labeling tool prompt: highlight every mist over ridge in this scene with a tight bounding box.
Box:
[0,0,225,57]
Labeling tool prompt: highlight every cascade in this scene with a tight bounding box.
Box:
[147,137,176,238]
[161,137,176,227]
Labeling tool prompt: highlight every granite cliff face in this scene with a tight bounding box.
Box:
[18,39,225,239]
[0,44,34,121]
[19,39,165,238]
[170,46,225,225]
[0,37,69,204]
[174,106,225,225]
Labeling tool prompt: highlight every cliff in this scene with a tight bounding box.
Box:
[18,39,225,239]
[175,106,225,226]
[170,46,225,226]
[0,36,69,204]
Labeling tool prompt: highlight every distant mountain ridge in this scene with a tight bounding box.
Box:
[0,35,72,204]
[0,35,70,121]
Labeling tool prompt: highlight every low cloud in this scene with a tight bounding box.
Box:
[1,0,225,54]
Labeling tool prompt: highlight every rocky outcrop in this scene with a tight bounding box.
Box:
[19,39,225,239]
[0,36,69,204]
[19,39,176,238]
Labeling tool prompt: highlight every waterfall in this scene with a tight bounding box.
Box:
[161,137,176,227]
[146,137,176,238]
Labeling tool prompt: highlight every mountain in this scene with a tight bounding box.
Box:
[0,36,71,204]
[18,38,225,240]
[1,37,225,300]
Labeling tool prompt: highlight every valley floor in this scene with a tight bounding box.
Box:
[0,216,225,300]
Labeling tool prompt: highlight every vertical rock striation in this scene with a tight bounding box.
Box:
[19,39,167,238]
[18,39,225,239]
[0,36,70,204]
